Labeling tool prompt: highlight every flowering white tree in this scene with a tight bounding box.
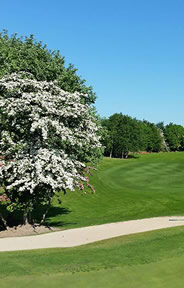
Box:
[0,73,102,225]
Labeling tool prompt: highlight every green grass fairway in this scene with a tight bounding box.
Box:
[1,152,184,287]
[45,152,184,228]
[1,226,184,287]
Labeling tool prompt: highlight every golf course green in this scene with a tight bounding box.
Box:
[1,152,184,287]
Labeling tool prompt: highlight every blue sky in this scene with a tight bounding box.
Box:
[1,0,184,125]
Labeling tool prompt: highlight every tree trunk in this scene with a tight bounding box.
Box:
[110,149,112,158]
[23,209,32,225]
[0,213,8,230]
[40,202,51,226]
[122,152,128,159]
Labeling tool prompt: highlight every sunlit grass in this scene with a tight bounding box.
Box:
[46,152,184,228]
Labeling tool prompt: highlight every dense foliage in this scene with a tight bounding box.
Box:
[164,123,184,151]
[0,30,96,104]
[0,73,102,225]
[101,113,184,157]
[101,113,164,158]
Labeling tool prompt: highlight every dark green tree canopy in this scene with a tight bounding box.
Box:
[141,120,163,152]
[101,113,163,158]
[164,123,184,151]
[0,30,96,104]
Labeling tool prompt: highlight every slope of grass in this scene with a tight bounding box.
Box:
[45,152,184,228]
[1,226,184,287]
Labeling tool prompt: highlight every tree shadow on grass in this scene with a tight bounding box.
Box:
[0,204,77,229]
[108,154,140,160]
[33,205,77,228]
[128,154,140,159]
[0,204,23,228]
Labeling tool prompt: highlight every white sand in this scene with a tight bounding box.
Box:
[0,216,184,252]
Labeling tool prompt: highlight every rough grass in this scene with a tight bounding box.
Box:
[45,152,184,228]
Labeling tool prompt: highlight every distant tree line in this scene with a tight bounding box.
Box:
[101,113,184,158]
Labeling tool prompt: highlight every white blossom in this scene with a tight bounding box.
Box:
[0,73,102,201]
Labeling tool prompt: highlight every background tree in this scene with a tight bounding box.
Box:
[100,117,114,157]
[164,123,184,151]
[156,121,165,131]
[156,122,170,152]
[141,121,163,152]
[102,113,145,158]
[101,114,164,158]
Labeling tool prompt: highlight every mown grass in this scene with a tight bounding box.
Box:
[1,226,184,287]
[1,152,184,287]
[45,152,184,228]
